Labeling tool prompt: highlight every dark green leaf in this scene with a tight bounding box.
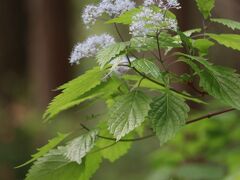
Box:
[149,91,190,144]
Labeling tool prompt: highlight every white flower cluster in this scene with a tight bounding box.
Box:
[130,7,178,37]
[143,0,181,9]
[82,0,136,26]
[69,34,115,64]
[110,56,135,75]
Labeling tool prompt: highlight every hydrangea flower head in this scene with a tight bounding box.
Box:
[82,0,136,26]
[130,7,178,37]
[144,0,181,9]
[69,34,115,64]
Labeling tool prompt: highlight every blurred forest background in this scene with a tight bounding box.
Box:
[1,0,240,179]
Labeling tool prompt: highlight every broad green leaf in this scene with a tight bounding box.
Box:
[108,90,151,140]
[43,67,106,121]
[97,42,128,68]
[211,18,240,31]
[208,34,240,51]
[65,130,98,164]
[192,39,214,56]
[26,147,102,180]
[96,124,132,162]
[17,133,70,168]
[123,75,205,104]
[132,59,162,80]
[149,91,190,144]
[195,0,215,19]
[78,152,102,180]
[106,8,141,24]
[179,54,240,110]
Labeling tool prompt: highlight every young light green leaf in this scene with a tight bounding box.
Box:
[211,18,240,31]
[78,152,102,180]
[208,34,240,51]
[149,91,190,144]
[26,147,102,180]
[132,59,162,80]
[106,8,141,24]
[123,75,206,104]
[108,90,151,141]
[96,124,132,162]
[192,39,214,56]
[97,42,128,68]
[195,0,215,19]
[43,67,106,121]
[179,54,240,110]
[65,130,98,164]
[17,133,70,168]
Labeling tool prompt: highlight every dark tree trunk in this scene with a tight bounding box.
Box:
[27,0,71,109]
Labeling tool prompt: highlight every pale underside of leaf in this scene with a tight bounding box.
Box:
[65,130,98,164]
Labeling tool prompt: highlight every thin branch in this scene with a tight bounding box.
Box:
[80,108,236,142]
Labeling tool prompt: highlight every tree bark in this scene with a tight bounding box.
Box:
[27,0,71,109]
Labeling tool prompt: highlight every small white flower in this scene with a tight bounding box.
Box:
[82,5,103,26]
[69,34,115,64]
[82,0,136,26]
[130,7,178,37]
[143,0,181,9]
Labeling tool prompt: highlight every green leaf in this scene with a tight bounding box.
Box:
[192,39,214,56]
[65,130,98,164]
[97,42,129,68]
[208,33,240,51]
[106,8,141,24]
[26,147,102,180]
[149,91,190,144]
[43,67,106,121]
[195,0,215,19]
[17,133,70,168]
[132,59,162,80]
[78,152,102,180]
[179,54,240,110]
[108,90,151,140]
[123,75,206,104]
[130,33,181,52]
[96,124,132,162]
[26,147,82,180]
[211,18,240,31]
